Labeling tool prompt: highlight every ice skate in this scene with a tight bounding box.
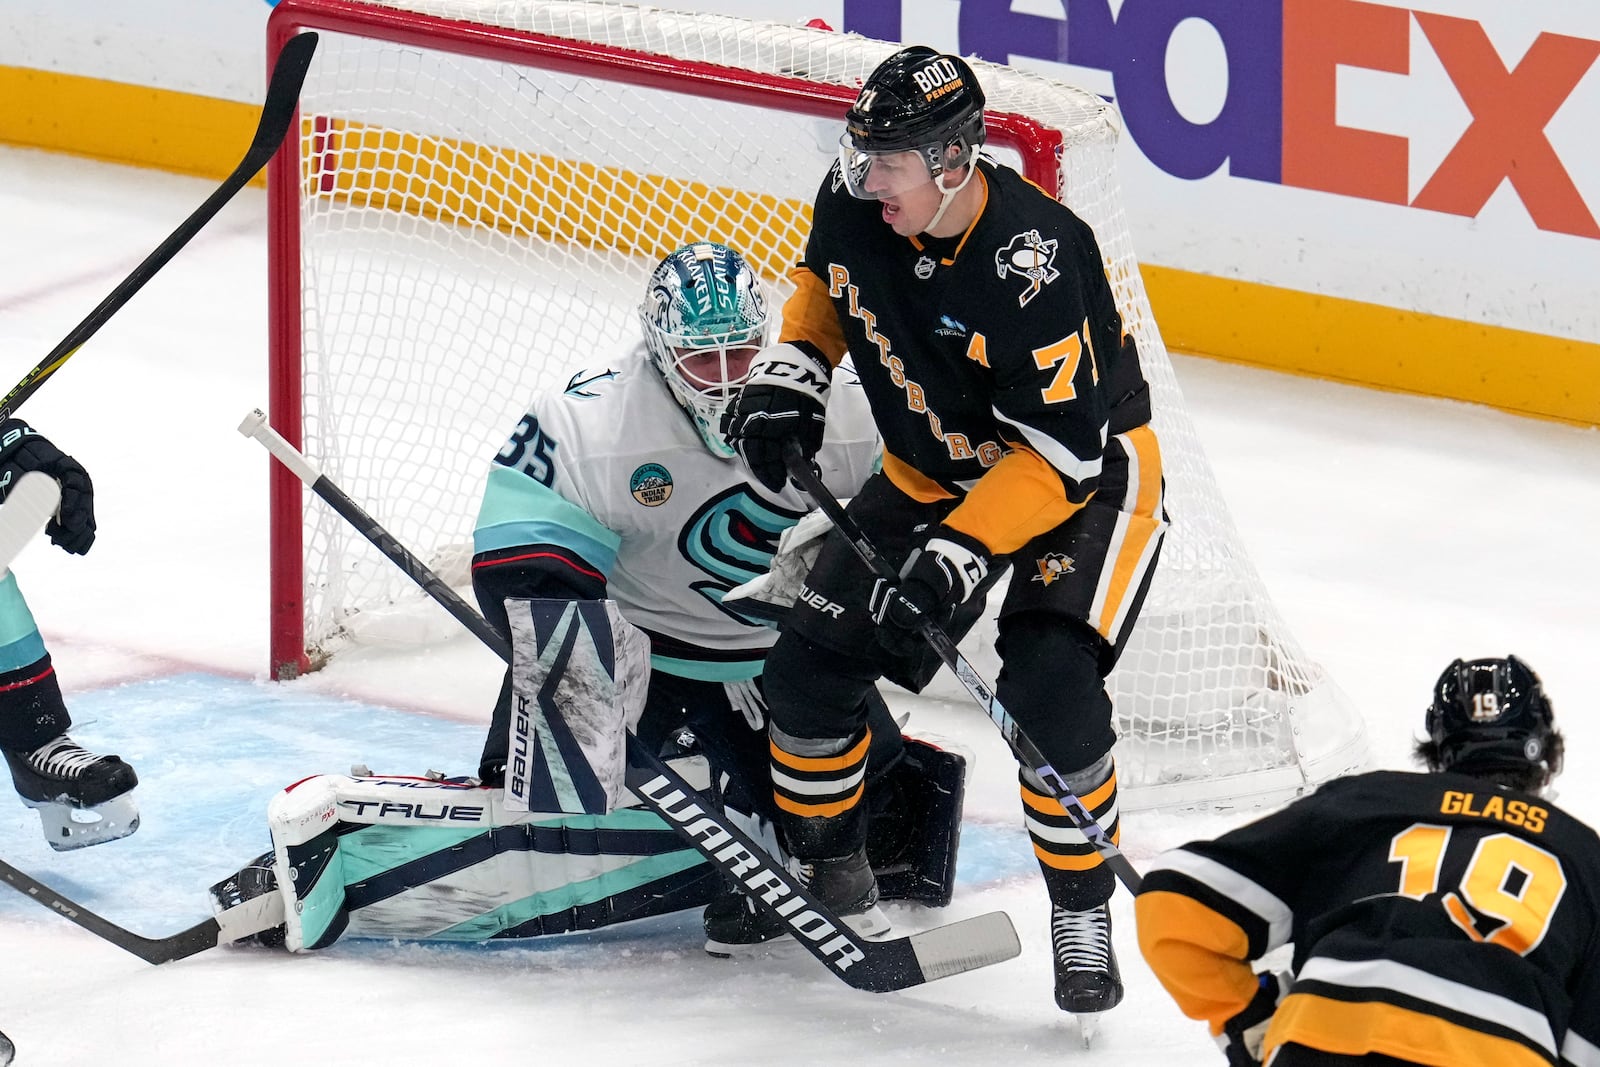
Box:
[1052,902,1123,1046]
[704,847,890,957]
[701,883,789,952]
[3,734,139,851]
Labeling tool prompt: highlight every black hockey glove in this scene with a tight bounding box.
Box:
[0,419,95,555]
[1218,970,1290,1067]
[720,343,831,493]
[869,528,990,657]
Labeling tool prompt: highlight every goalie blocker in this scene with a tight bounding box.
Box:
[213,598,967,949]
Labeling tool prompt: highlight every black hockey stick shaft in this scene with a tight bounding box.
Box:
[781,442,1142,893]
[0,855,222,965]
[0,31,319,423]
[238,410,1020,992]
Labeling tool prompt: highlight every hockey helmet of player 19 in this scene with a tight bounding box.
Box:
[639,242,770,458]
[1425,655,1561,780]
[839,46,987,200]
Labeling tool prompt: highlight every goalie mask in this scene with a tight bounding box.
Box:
[640,243,769,458]
[1424,655,1561,784]
[839,46,986,216]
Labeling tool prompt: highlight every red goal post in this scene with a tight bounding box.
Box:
[264,0,1370,811]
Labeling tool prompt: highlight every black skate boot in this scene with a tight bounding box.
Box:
[1052,902,1124,1014]
[702,883,787,951]
[209,851,288,948]
[3,734,139,851]
[704,847,890,957]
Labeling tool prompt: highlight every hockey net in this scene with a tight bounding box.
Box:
[265,0,1370,810]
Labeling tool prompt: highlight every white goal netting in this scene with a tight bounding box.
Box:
[266,0,1370,810]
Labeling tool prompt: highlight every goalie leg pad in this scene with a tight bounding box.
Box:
[504,598,651,815]
[264,771,718,951]
[868,738,968,907]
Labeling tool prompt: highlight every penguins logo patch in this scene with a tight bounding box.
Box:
[995,229,1060,307]
[1032,552,1075,586]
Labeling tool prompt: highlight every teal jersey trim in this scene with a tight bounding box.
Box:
[0,572,45,672]
[474,465,621,571]
[651,653,765,683]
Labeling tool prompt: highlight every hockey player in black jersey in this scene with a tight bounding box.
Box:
[722,46,1166,1017]
[0,419,139,849]
[1136,655,1600,1067]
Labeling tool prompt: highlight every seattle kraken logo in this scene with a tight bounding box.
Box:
[680,486,803,624]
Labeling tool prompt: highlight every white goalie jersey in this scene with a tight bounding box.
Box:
[475,342,878,682]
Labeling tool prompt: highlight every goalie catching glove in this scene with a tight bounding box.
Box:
[869,528,990,657]
[1218,970,1290,1066]
[719,342,831,493]
[0,419,95,555]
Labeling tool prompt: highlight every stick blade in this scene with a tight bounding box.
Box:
[908,910,1022,982]
[248,31,320,167]
[0,471,61,573]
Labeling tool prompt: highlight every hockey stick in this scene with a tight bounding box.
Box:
[781,442,1142,893]
[0,31,319,422]
[239,408,1021,992]
[0,856,226,965]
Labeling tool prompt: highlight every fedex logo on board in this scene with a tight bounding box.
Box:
[844,0,1600,239]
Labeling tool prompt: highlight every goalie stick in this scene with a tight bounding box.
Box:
[0,30,319,422]
[238,408,1022,992]
[0,854,283,965]
[781,442,1143,894]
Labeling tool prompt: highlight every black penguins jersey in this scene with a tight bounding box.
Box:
[779,157,1152,555]
[1136,769,1600,1066]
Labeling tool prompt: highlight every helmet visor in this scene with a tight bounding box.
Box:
[838,137,937,200]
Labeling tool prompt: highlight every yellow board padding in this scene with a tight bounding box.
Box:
[0,66,263,184]
[5,64,1595,426]
[303,118,812,282]
[1143,265,1600,426]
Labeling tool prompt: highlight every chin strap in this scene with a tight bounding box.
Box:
[923,162,980,234]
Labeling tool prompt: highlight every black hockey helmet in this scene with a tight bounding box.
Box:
[839,46,986,199]
[1423,656,1561,782]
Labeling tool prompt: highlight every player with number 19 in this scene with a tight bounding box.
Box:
[1135,656,1600,1067]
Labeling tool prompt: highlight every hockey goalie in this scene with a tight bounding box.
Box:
[211,595,965,951]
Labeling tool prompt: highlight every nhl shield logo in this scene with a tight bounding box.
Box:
[1032,552,1075,586]
[914,256,936,279]
[995,229,1060,307]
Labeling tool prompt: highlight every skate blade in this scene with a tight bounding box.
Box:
[704,904,892,959]
[24,791,141,851]
[1074,1012,1105,1048]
